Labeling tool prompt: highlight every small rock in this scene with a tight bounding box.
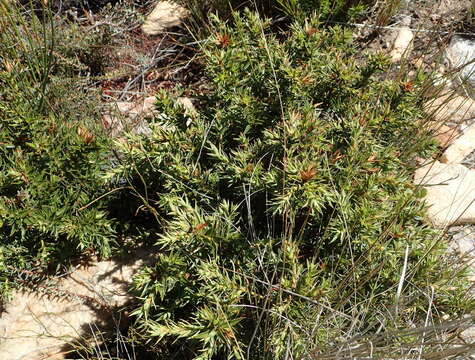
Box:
[177,96,196,115]
[449,226,475,256]
[460,325,475,344]
[141,1,189,36]
[441,123,475,163]
[433,124,460,148]
[445,35,475,90]
[390,26,414,62]
[425,91,475,124]
[102,96,196,136]
[414,161,475,227]
[175,97,197,127]
[102,96,158,137]
[462,149,475,169]
[116,96,157,117]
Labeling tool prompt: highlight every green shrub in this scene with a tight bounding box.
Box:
[0,1,114,294]
[109,9,472,359]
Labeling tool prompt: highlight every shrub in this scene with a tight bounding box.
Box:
[109,9,473,359]
[0,0,115,294]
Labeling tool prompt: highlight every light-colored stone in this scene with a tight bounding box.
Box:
[425,92,475,124]
[141,1,189,36]
[445,35,475,89]
[449,226,475,256]
[177,97,196,115]
[390,26,414,62]
[102,96,158,137]
[102,96,196,137]
[114,96,158,118]
[433,124,460,148]
[460,324,475,349]
[414,161,475,227]
[0,251,153,360]
[177,97,197,127]
[441,123,475,163]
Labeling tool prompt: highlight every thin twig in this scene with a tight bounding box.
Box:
[78,186,130,211]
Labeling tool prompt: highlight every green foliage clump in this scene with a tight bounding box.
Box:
[0,1,114,293]
[109,10,471,359]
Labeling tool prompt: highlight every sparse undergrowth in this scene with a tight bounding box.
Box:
[185,0,370,24]
[0,1,474,360]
